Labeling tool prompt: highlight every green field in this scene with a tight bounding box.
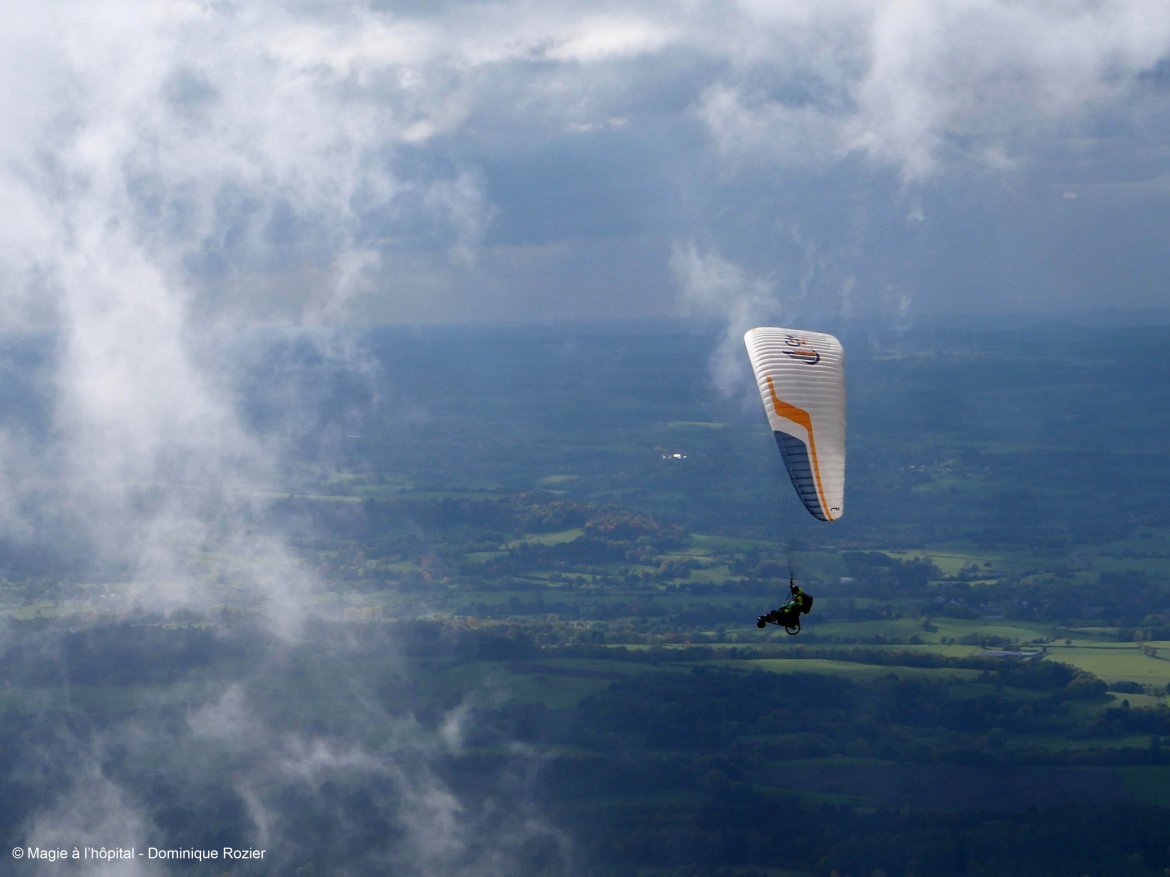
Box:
[1045,642,1170,687]
[702,657,986,683]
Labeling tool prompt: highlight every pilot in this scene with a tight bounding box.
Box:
[786,581,807,613]
[759,581,809,627]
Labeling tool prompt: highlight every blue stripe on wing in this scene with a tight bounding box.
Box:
[774,430,827,521]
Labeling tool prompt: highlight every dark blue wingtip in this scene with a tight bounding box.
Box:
[773,430,827,521]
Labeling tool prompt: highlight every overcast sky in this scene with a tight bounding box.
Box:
[2,0,1169,333]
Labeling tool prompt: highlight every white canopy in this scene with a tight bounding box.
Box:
[744,327,846,521]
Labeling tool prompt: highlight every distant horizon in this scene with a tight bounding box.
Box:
[255,303,1170,332]
[5,303,1170,341]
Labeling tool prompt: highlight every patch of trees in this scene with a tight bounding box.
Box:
[296,618,539,663]
[546,643,1080,689]
[583,507,685,547]
[0,618,547,690]
[563,783,1170,876]
[568,669,852,753]
[552,667,1088,760]
[451,597,746,630]
[1080,704,1170,738]
[0,618,259,686]
[837,553,942,598]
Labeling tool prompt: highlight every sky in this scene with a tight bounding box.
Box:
[1,0,1168,335]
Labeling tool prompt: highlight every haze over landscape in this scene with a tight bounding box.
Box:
[1,2,1170,876]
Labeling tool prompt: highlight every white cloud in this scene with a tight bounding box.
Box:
[545,16,675,62]
[697,84,847,169]
[704,0,1170,179]
[672,241,780,397]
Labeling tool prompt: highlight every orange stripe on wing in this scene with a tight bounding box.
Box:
[766,376,834,521]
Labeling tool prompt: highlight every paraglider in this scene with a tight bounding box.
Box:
[757,581,813,634]
[744,327,845,633]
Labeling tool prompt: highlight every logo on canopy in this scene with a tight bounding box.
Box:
[783,348,820,364]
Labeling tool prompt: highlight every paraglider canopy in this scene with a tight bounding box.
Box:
[744,327,846,521]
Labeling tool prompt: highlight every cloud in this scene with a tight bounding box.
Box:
[697,84,845,169]
[6,662,569,876]
[25,766,160,876]
[0,8,561,870]
[689,0,1170,180]
[672,241,779,397]
[544,15,675,63]
[0,0,1165,332]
